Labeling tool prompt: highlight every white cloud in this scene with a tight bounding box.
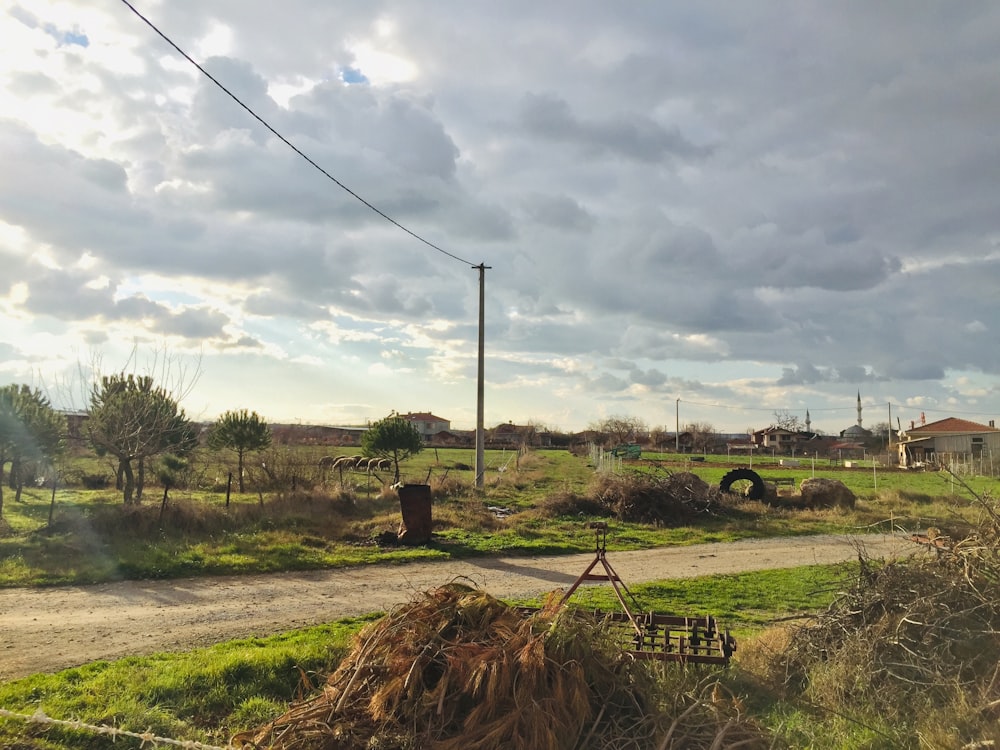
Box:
[0,1,997,433]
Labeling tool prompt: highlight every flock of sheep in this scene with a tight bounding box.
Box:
[318,455,393,474]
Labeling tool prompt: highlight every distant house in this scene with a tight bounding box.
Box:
[896,417,1000,468]
[724,435,756,454]
[401,412,451,438]
[488,422,551,447]
[431,430,474,447]
[753,427,815,454]
[270,424,367,446]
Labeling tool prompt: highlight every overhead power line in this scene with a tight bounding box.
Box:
[118,0,477,268]
[679,399,997,421]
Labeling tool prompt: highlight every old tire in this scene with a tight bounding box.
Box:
[720,468,766,500]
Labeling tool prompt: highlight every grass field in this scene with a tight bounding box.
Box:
[0,563,859,749]
[1,444,997,748]
[1,446,994,587]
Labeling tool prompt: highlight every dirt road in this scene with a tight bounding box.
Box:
[0,533,912,680]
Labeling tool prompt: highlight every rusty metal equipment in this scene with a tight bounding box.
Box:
[526,522,737,665]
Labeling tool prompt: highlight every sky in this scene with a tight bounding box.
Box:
[1,1,999,436]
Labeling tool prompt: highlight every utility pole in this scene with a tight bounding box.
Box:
[887,401,893,464]
[675,398,680,453]
[475,263,491,488]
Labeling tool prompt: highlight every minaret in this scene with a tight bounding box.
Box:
[857,391,863,427]
[805,409,811,433]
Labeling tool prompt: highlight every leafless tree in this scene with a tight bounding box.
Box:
[772,410,803,431]
[683,421,717,453]
[592,415,647,447]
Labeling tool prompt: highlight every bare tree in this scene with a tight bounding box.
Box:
[593,415,647,447]
[649,427,672,451]
[683,421,717,453]
[772,410,803,431]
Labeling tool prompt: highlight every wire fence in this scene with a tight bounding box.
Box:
[0,707,233,749]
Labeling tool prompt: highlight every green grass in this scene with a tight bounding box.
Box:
[1,445,994,748]
[0,615,378,748]
[1,448,992,587]
[555,561,855,628]
[0,563,859,749]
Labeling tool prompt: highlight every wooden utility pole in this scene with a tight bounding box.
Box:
[475,263,491,488]
[675,398,680,452]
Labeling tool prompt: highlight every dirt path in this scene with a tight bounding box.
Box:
[0,533,913,680]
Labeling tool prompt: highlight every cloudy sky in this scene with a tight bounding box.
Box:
[2,1,998,436]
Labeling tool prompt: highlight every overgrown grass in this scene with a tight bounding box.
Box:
[0,450,990,587]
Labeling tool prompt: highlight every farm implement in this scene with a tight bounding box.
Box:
[523,522,737,665]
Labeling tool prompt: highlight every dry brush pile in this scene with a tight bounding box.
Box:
[760,491,1000,747]
[233,583,769,750]
[590,472,728,525]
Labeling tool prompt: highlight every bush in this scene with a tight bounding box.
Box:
[769,493,1000,746]
[537,490,610,518]
[80,473,110,490]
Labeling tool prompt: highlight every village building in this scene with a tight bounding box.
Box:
[488,422,551,447]
[896,416,1000,469]
[752,426,818,455]
[400,412,451,438]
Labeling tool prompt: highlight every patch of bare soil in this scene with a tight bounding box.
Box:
[0,533,909,680]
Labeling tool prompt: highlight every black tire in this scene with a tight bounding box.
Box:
[719,468,766,500]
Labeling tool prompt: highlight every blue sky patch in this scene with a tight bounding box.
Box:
[43,23,89,47]
[341,67,368,85]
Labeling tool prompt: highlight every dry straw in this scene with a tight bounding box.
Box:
[233,582,767,749]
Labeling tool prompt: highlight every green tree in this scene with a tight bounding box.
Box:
[0,384,65,517]
[156,453,188,521]
[361,414,423,484]
[87,374,195,505]
[207,409,272,493]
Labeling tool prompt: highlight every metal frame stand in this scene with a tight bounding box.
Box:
[559,522,645,639]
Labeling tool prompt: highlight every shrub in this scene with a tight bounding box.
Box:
[537,490,610,518]
[772,493,1000,746]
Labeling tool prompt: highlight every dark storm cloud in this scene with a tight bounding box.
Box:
[522,194,595,232]
[18,264,233,341]
[518,92,709,162]
[243,292,329,320]
[0,122,139,263]
[155,307,230,339]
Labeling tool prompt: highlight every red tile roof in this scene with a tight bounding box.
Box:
[402,412,449,423]
[908,417,998,433]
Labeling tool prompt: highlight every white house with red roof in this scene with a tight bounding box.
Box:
[896,417,999,468]
[400,412,451,438]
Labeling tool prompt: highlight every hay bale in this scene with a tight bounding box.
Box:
[233,583,769,749]
[799,477,856,509]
